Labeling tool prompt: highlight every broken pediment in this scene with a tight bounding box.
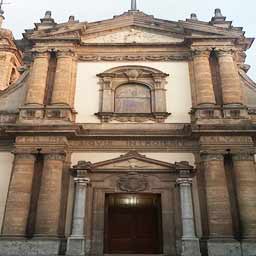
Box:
[82,27,184,44]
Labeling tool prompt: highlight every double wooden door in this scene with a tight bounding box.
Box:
[104,194,163,254]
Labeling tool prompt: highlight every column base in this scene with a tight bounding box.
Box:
[241,239,256,256]
[207,239,241,256]
[223,104,249,119]
[0,237,64,256]
[66,236,86,256]
[181,238,201,256]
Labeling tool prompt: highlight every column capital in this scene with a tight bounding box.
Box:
[31,50,50,59]
[56,49,76,58]
[74,177,90,185]
[191,47,212,58]
[44,153,66,161]
[14,153,36,161]
[214,47,235,57]
[176,178,193,186]
[232,152,254,161]
[200,153,224,161]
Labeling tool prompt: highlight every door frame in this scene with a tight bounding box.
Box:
[104,193,163,254]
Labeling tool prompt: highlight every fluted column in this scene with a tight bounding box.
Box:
[51,51,75,106]
[232,153,256,238]
[216,49,243,105]
[67,176,90,256]
[25,51,50,105]
[2,153,36,236]
[201,153,233,238]
[177,178,201,256]
[35,153,65,237]
[192,49,216,106]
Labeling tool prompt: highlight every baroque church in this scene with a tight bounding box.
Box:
[0,1,256,255]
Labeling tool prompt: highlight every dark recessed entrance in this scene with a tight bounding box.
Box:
[104,194,163,254]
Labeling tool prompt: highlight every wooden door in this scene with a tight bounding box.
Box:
[104,194,163,254]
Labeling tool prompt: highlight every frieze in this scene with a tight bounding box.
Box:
[16,136,68,145]
[78,53,190,62]
[200,136,253,145]
[69,138,198,151]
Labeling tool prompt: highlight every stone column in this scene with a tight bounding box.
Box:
[202,153,241,256]
[192,49,216,106]
[35,153,65,237]
[216,49,243,105]
[25,51,50,105]
[51,51,75,106]
[2,153,36,236]
[232,153,256,239]
[202,153,233,238]
[177,178,201,256]
[67,177,90,256]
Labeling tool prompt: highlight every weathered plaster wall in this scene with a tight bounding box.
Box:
[0,153,13,232]
[75,62,192,123]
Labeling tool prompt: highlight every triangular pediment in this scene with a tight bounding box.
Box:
[82,27,184,44]
[73,151,193,172]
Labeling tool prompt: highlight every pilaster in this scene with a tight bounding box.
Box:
[67,176,90,256]
[51,50,76,106]
[2,153,36,237]
[232,153,256,239]
[34,153,66,237]
[25,51,50,106]
[176,177,201,256]
[215,48,248,119]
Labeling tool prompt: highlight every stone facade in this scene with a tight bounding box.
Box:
[0,4,256,256]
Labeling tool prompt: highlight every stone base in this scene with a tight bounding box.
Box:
[241,240,256,256]
[181,238,201,256]
[0,238,63,256]
[66,236,85,256]
[207,239,241,256]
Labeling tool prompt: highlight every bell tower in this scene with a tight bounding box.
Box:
[0,3,22,90]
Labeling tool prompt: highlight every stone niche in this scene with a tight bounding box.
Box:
[95,65,170,123]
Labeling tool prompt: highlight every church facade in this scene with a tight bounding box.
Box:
[0,2,256,256]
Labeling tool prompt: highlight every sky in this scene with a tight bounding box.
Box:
[2,0,256,80]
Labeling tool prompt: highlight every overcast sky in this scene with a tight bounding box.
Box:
[2,0,256,80]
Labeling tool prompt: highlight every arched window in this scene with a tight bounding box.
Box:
[96,65,170,122]
[115,83,151,113]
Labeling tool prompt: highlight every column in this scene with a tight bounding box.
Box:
[202,153,233,238]
[25,51,50,105]
[192,49,216,106]
[2,153,36,236]
[35,153,65,237]
[232,153,256,238]
[216,49,243,105]
[177,178,201,256]
[67,177,90,256]
[51,51,75,106]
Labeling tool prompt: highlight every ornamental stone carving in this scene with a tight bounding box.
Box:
[118,172,148,192]
[96,65,170,123]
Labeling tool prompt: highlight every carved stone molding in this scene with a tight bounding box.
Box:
[118,172,148,192]
[78,53,190,62]
[96,65,170,123]
[74,177,90,185]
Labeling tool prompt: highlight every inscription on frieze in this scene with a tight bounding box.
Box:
[200,136,253,145]
[70,139,198,151]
